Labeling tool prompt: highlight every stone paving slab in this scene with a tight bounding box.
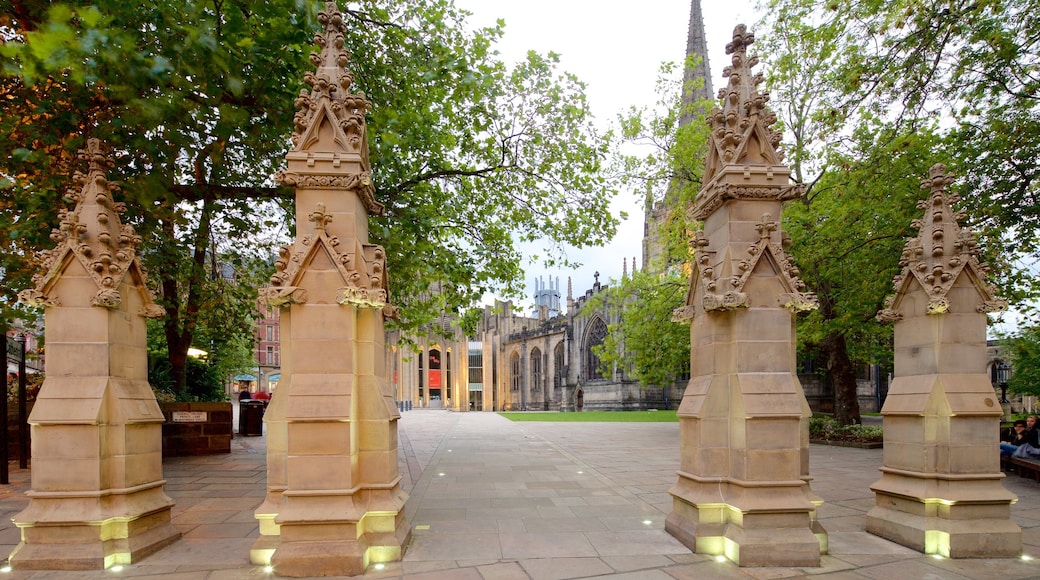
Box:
[0,410,1037,578]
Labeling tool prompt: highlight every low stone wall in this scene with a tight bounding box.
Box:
[160,402,232,457]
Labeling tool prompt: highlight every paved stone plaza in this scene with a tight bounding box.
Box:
[0,410,1038,578]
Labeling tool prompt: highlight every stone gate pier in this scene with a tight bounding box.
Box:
[13,140,180,570]
[250,2,409,576]
[869,164,1021,557]
[665,25,826,567]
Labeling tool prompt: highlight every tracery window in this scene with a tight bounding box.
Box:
[584,317,608,380]
[510,352,521,391]
[530,348,542,391]
[554,342,565,388]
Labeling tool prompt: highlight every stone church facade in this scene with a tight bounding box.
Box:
[385,273,685,412]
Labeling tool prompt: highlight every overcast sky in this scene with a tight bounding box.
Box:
[454,0,762,309]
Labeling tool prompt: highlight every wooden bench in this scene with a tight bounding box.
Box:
[1002,456,1040,482]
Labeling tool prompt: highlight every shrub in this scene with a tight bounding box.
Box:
[809,415,883,443]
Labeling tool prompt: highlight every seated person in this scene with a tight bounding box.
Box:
[1025,415,1040,443]
[1001,420,1028,457]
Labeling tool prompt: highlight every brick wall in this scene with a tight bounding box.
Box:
[160,402,232,456]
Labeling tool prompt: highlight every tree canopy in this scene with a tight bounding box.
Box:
[0,0,619,394]
[756,0,1040,422]
[586,268,691,389]
[762,0,1040,307]
[1006,323,1040,398]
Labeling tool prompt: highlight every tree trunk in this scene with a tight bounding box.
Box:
[159,196,215,398]
[822,331,861,425]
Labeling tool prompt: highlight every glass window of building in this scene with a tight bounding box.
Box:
[584,317,608,380]
[554,342,565,388]
[530,347,542,391]
[510,352,521,391]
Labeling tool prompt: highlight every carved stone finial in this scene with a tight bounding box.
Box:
[281,0,383,219]
[755,213,778,239]
[77,138,114,176]
[308,202,333,232]
[19,137,162,316]
[694,24,795,220]
[878,165,1004,320]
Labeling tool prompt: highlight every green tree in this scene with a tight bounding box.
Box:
[762,0,1040,305]
[1002,324,1040,397]
[782,121,943,423]
[0,0,618,395]
[759,0,1036,423]
[144,249,260,401]
[580,58,712,389]
[587,269,690,388]
[1006,323,1040,398]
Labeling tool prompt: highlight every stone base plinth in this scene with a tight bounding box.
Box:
[868,471,1021,557]
[251,489,284,565]
[667,472,825,567]
[268,488,409,577]
[10,491,179,570]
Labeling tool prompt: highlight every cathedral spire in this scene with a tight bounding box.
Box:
[681,0,714,124]
[643,1,715,273]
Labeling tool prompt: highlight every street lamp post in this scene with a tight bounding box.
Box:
[996,361,1012,404]
[14,334,27,470]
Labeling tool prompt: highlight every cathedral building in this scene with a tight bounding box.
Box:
[385,268,685,412]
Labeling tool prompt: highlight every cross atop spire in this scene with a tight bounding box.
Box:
[725,24,755,57]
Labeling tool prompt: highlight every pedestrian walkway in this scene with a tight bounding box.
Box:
[0,410,1038,578]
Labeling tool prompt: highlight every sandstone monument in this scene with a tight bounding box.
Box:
[250,2,408,576]
[869,164,1021,557]
[665,24,827,566]
[13,139,179,570]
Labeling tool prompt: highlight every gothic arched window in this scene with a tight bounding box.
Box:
[584,317,608,380]
[510,352,521,391]
[554,342,565,388]
[530,347,542,391]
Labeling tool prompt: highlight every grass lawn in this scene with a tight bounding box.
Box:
[498,410,678,422]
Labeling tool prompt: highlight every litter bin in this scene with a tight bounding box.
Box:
[239,400,265,437]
